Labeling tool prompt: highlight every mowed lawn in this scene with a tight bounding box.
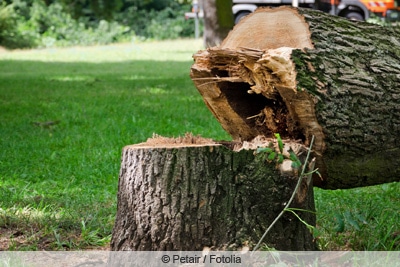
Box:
[0,39,398,250]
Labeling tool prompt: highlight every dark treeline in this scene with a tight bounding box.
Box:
[0,0,197,49]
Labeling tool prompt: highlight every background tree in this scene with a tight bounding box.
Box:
[0,0,195,49]
[202,0,234,46]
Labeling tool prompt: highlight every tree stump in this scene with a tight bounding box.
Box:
[190,6,400,189]
[111,134,316,251]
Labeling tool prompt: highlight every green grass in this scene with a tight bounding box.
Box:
[0,39,398,251]
[0,39,230,250]
[314,183,399,251]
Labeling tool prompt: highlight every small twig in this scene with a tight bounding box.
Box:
[252,135,315,253]
[246,112,263,120]
[192,76,243,88]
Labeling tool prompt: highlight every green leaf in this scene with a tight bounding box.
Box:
[289,151,297,161]
[277,153,284,164]
[291,161,301,169]
[289,151,302,169]
[344,211,361,231]
[268,151,276,161]
[274,133,284,153]
[257,147,273,154]
[334,212,345,233]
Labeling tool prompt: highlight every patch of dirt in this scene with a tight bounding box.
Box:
[0,227,25,251]
[0,226,110,251]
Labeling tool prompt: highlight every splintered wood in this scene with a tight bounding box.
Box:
[190,7,323,152]
[132,133,216,148]
[193,47,297,95]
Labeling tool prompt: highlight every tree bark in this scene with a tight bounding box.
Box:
[190,6,400,189]
[111,134,316,251]
[202,0,234,46]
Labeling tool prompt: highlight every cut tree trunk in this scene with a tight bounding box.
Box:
[111,134,316,251]
[190,6,400,189]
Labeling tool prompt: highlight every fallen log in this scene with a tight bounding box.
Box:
[111,134,316,251]
[190,6,400,189]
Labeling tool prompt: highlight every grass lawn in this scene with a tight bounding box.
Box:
[0,39,399,251]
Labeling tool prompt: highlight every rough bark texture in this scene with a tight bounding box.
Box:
[190,6,400,189]
[202,0,234,46]
[111,135,316,251]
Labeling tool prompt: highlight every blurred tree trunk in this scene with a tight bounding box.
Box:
[202,0,234,46]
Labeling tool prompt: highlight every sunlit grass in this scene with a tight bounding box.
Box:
[0,39,204,62]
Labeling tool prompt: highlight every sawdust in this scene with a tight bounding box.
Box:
[132,132,217,148]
